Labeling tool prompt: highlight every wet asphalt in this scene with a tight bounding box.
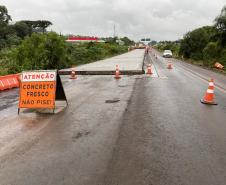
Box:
[1,51,226,185]
[103,52,226,185]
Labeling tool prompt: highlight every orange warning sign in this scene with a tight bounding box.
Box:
[19,70,57,109]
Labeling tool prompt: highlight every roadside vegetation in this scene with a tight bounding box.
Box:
[0,5,131,75]
[155,6,226,72]
[154,40,180,57]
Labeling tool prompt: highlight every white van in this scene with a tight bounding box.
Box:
[163,50,173,58]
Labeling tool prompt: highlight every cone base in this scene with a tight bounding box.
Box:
[114,76,121,79]
[70,77,77,79]
[200,99,218,105]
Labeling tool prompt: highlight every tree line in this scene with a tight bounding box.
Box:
[0,5,52,49]
[0,5,132,75]
[155,6,226,69]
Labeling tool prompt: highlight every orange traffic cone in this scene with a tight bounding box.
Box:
[167,63,173,69]
[200,79,218,105]
[214,62,224,69]
[115,65,121,79]
[70,69,77,79]
[147,64,152,75]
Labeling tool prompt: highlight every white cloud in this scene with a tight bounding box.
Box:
[1,0,225,41]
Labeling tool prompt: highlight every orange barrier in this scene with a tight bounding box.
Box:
[115,65,121,79]
[200,79,217,105]
[214,62,224,69]
[0,74,20,91]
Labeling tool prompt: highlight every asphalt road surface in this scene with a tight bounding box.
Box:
[1,50,226,185]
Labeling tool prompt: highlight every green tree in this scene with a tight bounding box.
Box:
[13,21,30,38]
[120,37,135,46]
[0,5,11,24]
[179,26,216,60]
[20,20,52,35]
[0,5,26,49]
[203,42,221,66]
[10,32,70,72]
[104,37,118,44]
[37,20,52,33]
[6,33,21,46]
[150,40,157,46]
[0,5,12,47]
[43,32,69,69]
[215,6,226,46]
[220,49,226,66]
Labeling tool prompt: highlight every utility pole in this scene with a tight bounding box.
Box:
[113,24,116,38]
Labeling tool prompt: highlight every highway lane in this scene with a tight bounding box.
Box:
[0,75,138,185]
[0,50,145,185]
[1,50,226,185]
[102,52,226,185]
[153,49,226,90]
[0,88,19,111]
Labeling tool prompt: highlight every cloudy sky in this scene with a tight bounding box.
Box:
[1,0,225,41]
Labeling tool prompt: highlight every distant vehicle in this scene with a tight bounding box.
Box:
[163,50,173,58]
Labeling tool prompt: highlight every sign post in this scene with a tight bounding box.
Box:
[18,70,67,114]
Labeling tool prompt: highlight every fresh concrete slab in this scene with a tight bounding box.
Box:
[60,49,145,75]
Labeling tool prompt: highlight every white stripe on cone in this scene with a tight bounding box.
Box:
[207,89,214,93]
